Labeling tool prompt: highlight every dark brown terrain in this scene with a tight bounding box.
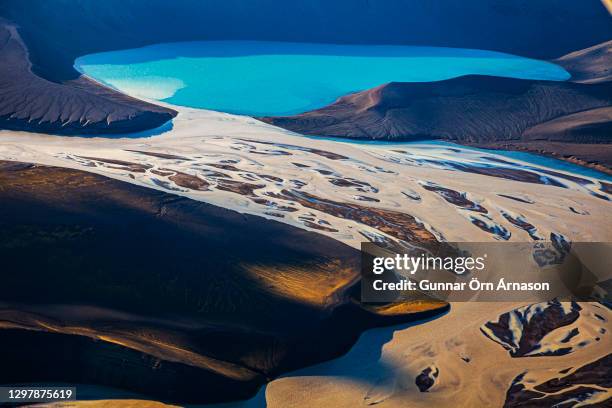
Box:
[556,40,612,84]
[480,300,612,407]
[263,41,612,173]
[262,73,611,142]
[0,19,176,135]
[504,353,612,407]
[0,160,447,404]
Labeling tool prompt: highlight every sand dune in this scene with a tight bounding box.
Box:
[0,157,448,404]
[30,301,611,407]
[556,40,612,84]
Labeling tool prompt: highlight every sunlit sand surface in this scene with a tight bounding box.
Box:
[259,301,610,408]
[1,105,610,251]
[2,105,610,407]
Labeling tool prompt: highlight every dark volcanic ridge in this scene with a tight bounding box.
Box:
[0,160,447,404]
[262,40,612,172]
[0,19,176,135]
[556,39,612,84]
[262,74,612,142]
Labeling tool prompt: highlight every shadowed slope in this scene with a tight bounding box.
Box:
[0,160,447,404]
[556,40,612,83]
[0,20,176,135]
[262,76,612,142]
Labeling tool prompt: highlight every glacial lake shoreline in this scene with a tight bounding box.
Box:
[74,40,570,116]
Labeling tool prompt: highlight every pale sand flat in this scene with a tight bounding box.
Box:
[0,105,610,250]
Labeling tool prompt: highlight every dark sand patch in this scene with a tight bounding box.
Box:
[0,160,448,404]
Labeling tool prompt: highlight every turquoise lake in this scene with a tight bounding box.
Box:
[75,41,570,116]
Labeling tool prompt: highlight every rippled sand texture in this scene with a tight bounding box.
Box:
[260,301,611,408]
[0,106,610,250]
[3,108,611,406]
[35,301,610,408]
